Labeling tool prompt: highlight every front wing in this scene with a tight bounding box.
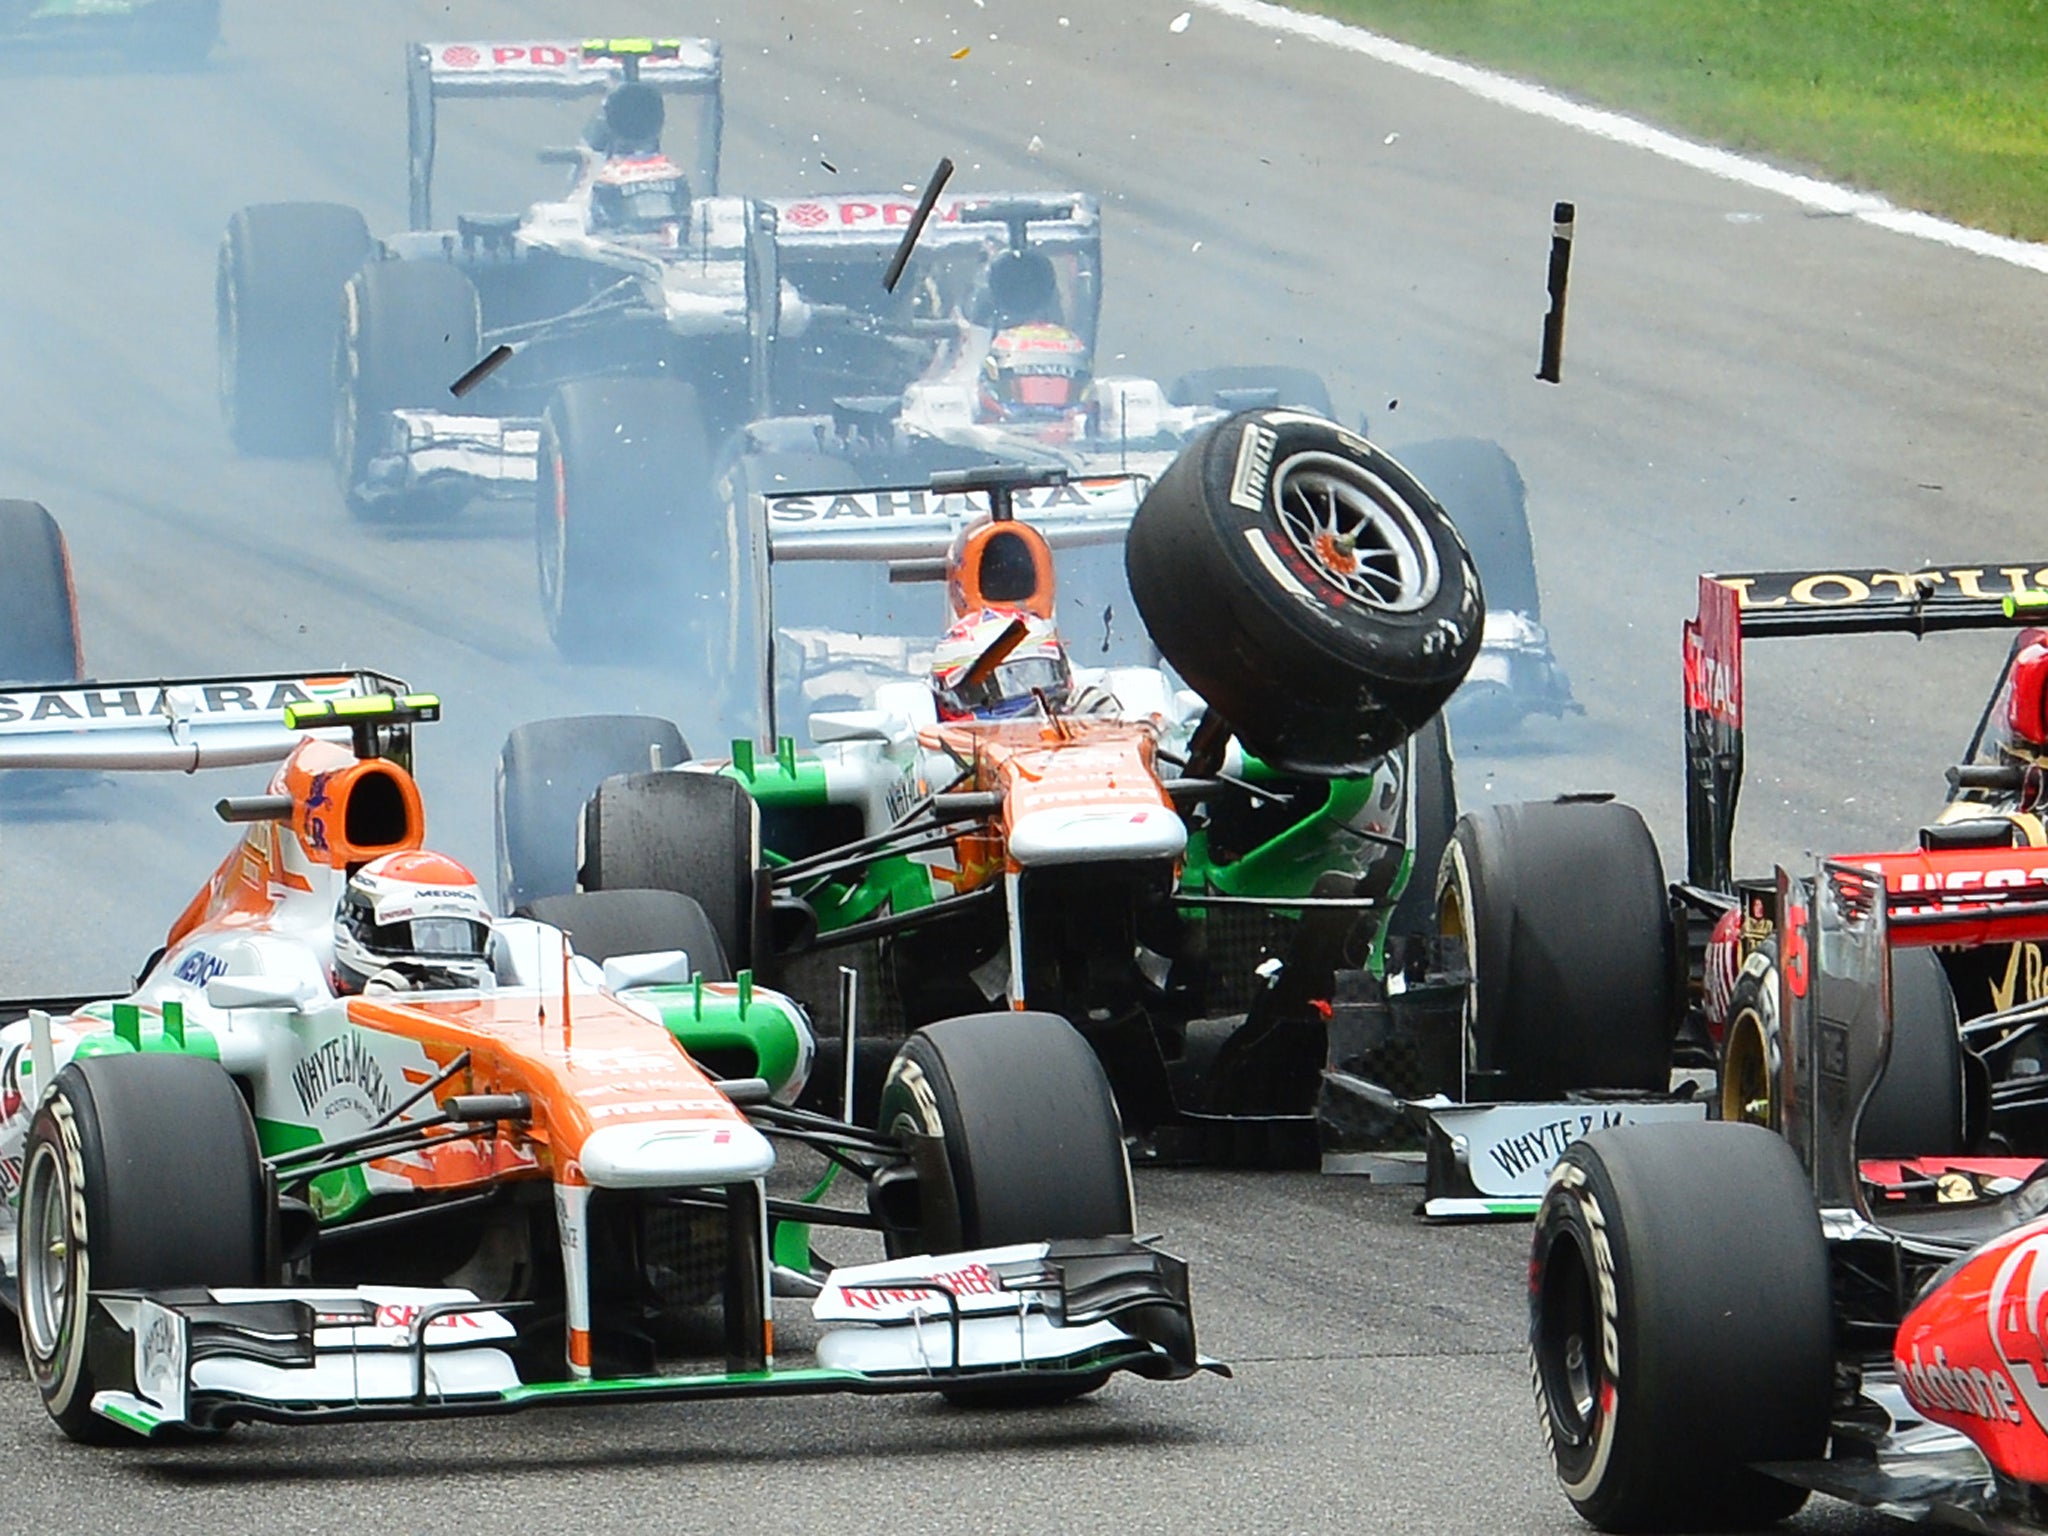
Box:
[84,1238,1223,1435]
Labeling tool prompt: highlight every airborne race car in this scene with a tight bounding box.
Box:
[498,410,1506,1164]
[213,37,1106,531]
[0,678,1215,1441]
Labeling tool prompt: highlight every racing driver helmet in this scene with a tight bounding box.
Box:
[977,323,1092,423]
[590,155,691,236]
[333,850,495,994]
[931,609,1074,721]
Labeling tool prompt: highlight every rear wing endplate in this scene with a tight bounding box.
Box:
[1683,565,2048,888]
[406,37,723,228]
[0,671,404,772]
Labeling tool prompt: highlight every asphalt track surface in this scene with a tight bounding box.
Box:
[3,0,2044,1529]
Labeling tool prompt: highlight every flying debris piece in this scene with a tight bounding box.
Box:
[450,344,515,399]
[821,158,839,173]
[1027,134,1045,155]
[951,46,971,59]
[882,156,956,294]
[1537,200,1574,385]
[1169,11,1192,32]
[1383,132,1400,145]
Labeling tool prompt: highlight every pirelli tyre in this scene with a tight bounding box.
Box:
[1531,1122,1831,1530]
[1167,365,1334,419]
[538,377,714,663]
[494,714,689,914]
[874,1011,1136,1406]
[216,202,370,455]
[1438,799,1677,1099]
[1126,410,1483,775]
[582,770,762,974]
[18,1055,266,1442]
[0,501,83,686]
[335,260,482,516]
[1722,941,1966,1158]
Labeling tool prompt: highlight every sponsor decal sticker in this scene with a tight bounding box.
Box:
[292,1034,393,1124]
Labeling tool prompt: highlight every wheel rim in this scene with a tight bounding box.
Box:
[1272,451,1441,612]
[1536,1229,1605,1456]
[1722,1009,1776,1128]
[19,1140,75,1371]
[1437,844,1481,1091]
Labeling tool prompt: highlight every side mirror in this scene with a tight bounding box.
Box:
[206,975,313,1011]
[601,950,694,991]
[809,709,898,744]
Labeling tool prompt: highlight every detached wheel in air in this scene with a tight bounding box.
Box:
[1532,1122,1830,1530]
[335,260,482,516]
[0,501,82,685]
[217,202,370,455]
[874,1010,1135,1405]
[536,377,717,664]
[19,1055,265,1442]
[1437,799,1677,1099]
[1127,409,1483,775]
[494,714,688,913]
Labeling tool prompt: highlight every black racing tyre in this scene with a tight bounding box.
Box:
[0,501,82,685]
[1719,943,1967,1158]
[582,771,761,974]
[335,260,482,514]
[1438,800,1677,1099]
[1388,438,1540,617]
[1167,366,1334,419]
[537,377,715,663]
[1860,946,1967,1158]
[17,1055,265,1443]
[216,203,370,456]
[520,889,731,981]
[875,1011,1134,1406]
[1532,1123,1830,1530]
[1387,710,1456,940]
[1127,409,1484,775]
[494,714,689,914]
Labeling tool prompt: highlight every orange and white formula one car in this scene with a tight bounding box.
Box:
[0,678,1216,1442]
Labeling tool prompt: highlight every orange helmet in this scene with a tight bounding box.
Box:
[931,610,1074,721]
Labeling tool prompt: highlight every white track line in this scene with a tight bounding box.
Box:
[1191,0,2048,274]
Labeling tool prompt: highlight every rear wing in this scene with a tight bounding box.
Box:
[406,37,723,228]
[766,194,1103,349]
[744,467,1150,743]
[0,671,406,772]
[1683,564,2048,888]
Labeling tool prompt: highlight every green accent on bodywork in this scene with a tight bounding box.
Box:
[69,1007,221,1062]
[505,1367,860,1403]
[92,1398,163,1435]
[2006,592,2048,618]
[770,1162,842,1271]
[113,1003,140,1049]
[162,1000,186,1047]
[256,1118,373,1222]
[643,984,808,1093]
[805,853,936,935]
[719,749,829,804]
[1183,774,1383,901]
